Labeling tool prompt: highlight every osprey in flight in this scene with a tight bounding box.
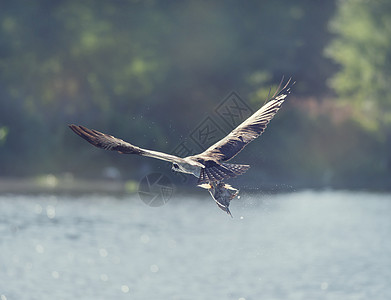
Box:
[69,79,294,215]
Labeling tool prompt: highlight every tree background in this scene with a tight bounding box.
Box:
[0,0,390,190]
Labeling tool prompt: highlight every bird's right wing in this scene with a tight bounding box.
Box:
[69,125,185,163]
[192,78,294,162]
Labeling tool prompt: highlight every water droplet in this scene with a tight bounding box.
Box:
[35,244,44,254]
[168,239,177,249]
[100,274,108,281]
[140,234,150,243]
[121,285,130,293]
[99,248,108,257]
[46,205,56,219]
[34,204,42,214]
[150,264,159,273]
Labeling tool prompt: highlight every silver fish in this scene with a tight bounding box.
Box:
[198,181,239,217]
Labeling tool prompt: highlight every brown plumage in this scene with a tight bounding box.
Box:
[190,78,293,164]
[69,78,294,184]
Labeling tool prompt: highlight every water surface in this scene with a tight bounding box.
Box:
[0,191,390,299]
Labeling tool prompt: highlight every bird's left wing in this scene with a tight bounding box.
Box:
[69,125,185,163]
[192,78,294,162]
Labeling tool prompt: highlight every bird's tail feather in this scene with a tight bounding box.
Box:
[222,163,250,176]
[198,163,250,184]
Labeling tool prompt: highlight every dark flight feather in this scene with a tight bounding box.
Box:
[192,78,294,163]
[68,125,186,163]
[69,125,144,154]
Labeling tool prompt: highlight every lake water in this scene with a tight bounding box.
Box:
[0,191,390,300]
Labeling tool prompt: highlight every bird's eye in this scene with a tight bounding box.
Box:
[173,163,179,169]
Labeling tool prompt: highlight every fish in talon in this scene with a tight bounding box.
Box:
[199,182,239,217]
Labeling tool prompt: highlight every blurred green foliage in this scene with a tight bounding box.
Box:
[0,0,389,189]
[326,0,391,130]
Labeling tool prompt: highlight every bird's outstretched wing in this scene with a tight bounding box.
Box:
[69,125,185,163]
[192,78,294,162]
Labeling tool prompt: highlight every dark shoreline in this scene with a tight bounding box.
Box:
[1,176,390,195]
